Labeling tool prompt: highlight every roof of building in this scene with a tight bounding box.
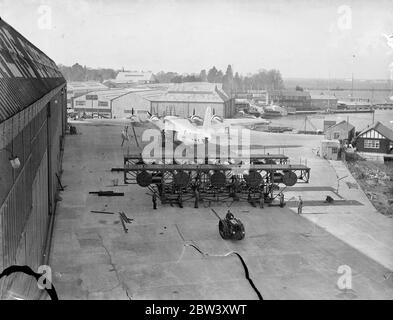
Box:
[67,81,108,91]
[358,121,393,141]
[74,88,165,103]
[111,71,155,84]
[0,18,65,123]
[148,82,230,103]
[310,94,338,100]
[134,90,166,100]
[325,120,355,132]
[270,90,311,97]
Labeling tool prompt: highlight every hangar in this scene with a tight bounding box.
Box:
[73,88,164,118]
[149,82,234,118]
[0,17,66,297]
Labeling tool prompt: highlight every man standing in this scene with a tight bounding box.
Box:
[298,196,303,214]
[152,193,157,210]
[280,192,285,207]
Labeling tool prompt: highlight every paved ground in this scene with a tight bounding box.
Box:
[50,122,393,299]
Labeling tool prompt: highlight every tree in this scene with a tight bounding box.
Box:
[58,64,118,82]
[171,75,183,83]
[199,69,207,82]
[234,72,242,92]
[70,63,85,81]
[207,66,218,83]
[156,71,179,83]
[223,64,234,95]
[295,85,304,91]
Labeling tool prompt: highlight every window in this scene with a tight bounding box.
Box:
[75,100,85,106]
[332,147,338,154]
[98,101,108,107]
[364,139,380,149]
[333,132,340,139]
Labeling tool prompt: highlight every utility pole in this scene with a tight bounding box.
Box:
[351,54,355,100]
[328,70,330,111]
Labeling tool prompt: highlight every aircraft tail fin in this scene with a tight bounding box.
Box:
[202,107,213,129]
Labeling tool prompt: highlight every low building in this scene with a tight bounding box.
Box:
[321,140,341,160]
[111,90,164,119]
[355,121,393,155]
[234,99,250,112]
[73,88,164,118]
[150,82,234,118]
[268,90,311,111]
[67,81,108,108]
[105,71,156,88]
[324,120,355,143]
[323,120,337,132]
[310,94,338,110]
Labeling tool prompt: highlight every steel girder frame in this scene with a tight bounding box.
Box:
[123,161,311,208]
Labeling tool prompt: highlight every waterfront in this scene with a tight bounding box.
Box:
[268,110,393,132]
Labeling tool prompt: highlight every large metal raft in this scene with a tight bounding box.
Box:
[122,153,310,208]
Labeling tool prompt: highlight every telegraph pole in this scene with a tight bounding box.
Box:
[351,54,355,100]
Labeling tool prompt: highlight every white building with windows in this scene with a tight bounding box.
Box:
[72,88,164,118]
[104,71,156,88]
[149,82,234,118]
[355,121,393,160]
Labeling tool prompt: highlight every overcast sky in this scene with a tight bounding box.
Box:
[1,0,393,79]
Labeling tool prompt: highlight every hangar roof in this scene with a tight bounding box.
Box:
[67,81,108,92]
[148,82,230,103]
[0,18,65,123]
[74,88,165,102]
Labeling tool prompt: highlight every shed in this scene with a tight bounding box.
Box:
[324,120,355,143]
[321,140,341,160]
[323,120,336,132]
[355,121,393,154]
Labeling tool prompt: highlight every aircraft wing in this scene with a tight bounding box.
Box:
[147,115,196,133]
[147,115,166,131]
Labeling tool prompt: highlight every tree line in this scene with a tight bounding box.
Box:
[58,63,285,95]
[155,65,284,95]
[58,63,118,82]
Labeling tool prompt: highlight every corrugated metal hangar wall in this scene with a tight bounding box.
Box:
[0,18,66,298]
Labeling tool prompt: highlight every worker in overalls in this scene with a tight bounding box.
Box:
[226,210,235,221]
[194,189,200,208]
[298,196,303,214]
[152,193,157,210]
[280,192,285,207]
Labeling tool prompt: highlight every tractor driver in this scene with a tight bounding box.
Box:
[226,210,235,221]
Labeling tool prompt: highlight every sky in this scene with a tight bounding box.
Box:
[1,0,393,79]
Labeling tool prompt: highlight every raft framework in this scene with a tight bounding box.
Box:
[122,153,311,208]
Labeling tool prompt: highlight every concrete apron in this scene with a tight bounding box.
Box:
[50,124,393,299]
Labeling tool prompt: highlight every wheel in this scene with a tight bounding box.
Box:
[233,221,245,240]
[218,220,230,239]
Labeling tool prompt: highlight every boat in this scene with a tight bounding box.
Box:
[262,104,287,118]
